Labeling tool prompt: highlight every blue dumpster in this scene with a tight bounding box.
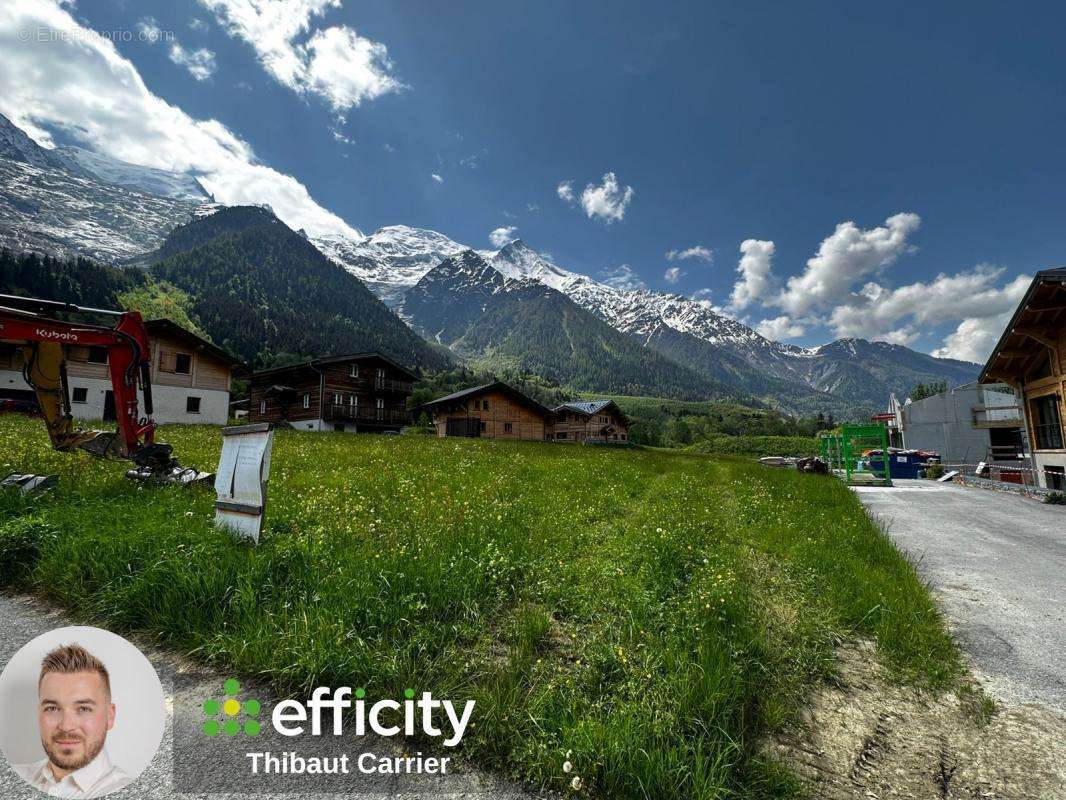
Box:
[866,450,939,479]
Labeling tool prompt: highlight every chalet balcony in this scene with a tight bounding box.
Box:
[326,404,410,425]
[971,383,1024,428]
[367,377,413,394]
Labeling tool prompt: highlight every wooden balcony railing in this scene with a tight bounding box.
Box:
[326,405,409,424]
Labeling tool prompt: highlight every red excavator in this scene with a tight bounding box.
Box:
[0,293,211,484]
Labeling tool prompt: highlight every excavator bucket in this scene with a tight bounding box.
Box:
[77,431,125,459]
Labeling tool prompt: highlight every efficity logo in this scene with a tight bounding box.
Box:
[198,680,475,746]
[202,678,263,737]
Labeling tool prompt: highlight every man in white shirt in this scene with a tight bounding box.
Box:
[14,643,133,798]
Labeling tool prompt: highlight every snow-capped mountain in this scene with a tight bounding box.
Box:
[48,146,212,202]
[312,225,468,308]
[0,114,217,263]
[325,231,979,411]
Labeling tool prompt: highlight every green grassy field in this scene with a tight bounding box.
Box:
[0,415,959,798]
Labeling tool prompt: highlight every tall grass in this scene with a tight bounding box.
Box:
[0,416,959,798]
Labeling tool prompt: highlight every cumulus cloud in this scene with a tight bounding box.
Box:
[556,181,574,204]
[691,288,713,301]
[489,226,517,248]
[431,173,443,184]
[932,315,1014,363]
[663,266,683,284]
[137,17,163,40]
[198,0,404,114]
[169,43,217,81]
[755,316,807,340]
[600,264,646,291]
[666,245,713,263]
[776,212,921,315]
[726,239,776,313]
[827,266,1030,361]
[0,0,360,238]
[189,17,209,32]
[580,172,634,223]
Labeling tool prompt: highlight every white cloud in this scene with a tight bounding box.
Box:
[755,316,807,341]
[600,264,646,291]
[489,226,517,248]
[330,127,353,145]
[932,315,1013,363]
[690,288,713,301]
[777,212,921,315]
[663,266,683,284]
[0,0,360,238]
[580,172,634,223]
[169,43,217,81]
[137,17,162,40]
[189,17,209,32]
[726,239,775,313]
[526,203,540,212]
[827,266,1030,361]
[431,173,443,184]
[556,180,574,204]
[198,0,403,114]
[666,245,713,263]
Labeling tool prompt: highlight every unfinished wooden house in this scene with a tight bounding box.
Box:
[419,381,553,440]
[0,318,241,425]
[552,400,630,443]
[248,353,415,433]
[980,267,1066,489]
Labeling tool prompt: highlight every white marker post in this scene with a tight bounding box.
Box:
[214,423,274,543]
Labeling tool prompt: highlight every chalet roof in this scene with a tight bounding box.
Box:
[419,381,553,417]
[554,399,629,424]
[252,352,418,381]
[979,267,1066,383]
[144,318,243,368]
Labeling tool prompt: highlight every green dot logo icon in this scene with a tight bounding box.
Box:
[202,679,262,737]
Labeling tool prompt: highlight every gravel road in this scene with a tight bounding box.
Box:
[855,479,1066,710]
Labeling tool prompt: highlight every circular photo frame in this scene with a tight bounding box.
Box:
[0,626,165,798]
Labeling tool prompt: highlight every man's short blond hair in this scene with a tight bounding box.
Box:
[39,644,111,697]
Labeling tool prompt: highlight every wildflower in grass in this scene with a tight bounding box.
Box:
[563,760,572,773]
[570,776,582,790]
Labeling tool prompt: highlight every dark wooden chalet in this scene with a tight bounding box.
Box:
[248,353,415,433]
[552,400,630,443]
[419,381,554,441]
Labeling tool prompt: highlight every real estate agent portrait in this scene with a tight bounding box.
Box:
[0,626,165,798]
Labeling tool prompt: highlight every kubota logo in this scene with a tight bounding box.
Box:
[35,328,78,341]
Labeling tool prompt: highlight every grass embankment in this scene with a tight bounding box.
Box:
[0,415,958,798]
[688,436,820,459]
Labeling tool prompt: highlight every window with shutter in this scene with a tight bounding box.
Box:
[159,352,178,373]
[303,393,310,409]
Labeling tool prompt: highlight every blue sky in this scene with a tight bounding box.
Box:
[3,1,1065,360]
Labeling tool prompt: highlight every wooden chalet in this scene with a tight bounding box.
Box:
[980,267,1066,489]
[552,400,629,443]
[248,353,415,433]
[420,381,553,441]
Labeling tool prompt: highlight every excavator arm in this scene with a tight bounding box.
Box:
[0,294,210,484]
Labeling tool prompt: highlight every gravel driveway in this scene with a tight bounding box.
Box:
[855,479,1066,710]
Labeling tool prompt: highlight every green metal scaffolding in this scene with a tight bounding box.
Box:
[820,423,892,487]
